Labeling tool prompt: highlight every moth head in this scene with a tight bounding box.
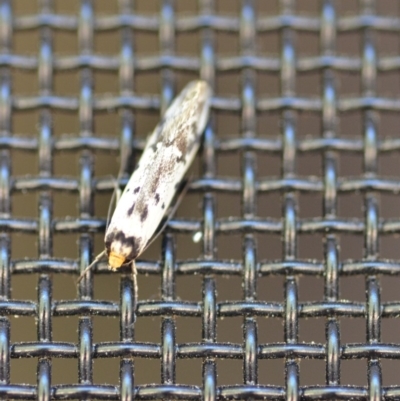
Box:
[105,229,141,269]
[108,252,126,270]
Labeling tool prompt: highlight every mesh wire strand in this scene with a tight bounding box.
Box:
[1,0,400,399]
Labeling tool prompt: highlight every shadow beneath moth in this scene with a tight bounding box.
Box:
[79,80,211,282]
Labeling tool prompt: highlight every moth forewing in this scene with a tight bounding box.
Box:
[104,80,211,269]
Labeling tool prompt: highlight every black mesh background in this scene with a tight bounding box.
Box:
[2,0,400,399]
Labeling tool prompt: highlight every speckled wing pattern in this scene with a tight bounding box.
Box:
[105,81,211,264]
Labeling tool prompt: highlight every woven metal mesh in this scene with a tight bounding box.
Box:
[3,0,400,399]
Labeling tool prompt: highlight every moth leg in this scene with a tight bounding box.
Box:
[131,259,138,297]
[131,260,138,323]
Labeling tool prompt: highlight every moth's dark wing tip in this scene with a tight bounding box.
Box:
[105,230,141,260]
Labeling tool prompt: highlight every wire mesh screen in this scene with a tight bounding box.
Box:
[3,0,400,399]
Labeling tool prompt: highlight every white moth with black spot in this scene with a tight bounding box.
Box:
[80,80,211,280]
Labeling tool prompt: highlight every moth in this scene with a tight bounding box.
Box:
[80,80,211,281]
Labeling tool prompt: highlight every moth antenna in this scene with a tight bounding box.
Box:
[106,163,125,230]
[106,184,118,230]
[77,249,107,283]
[99,164,126,278]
